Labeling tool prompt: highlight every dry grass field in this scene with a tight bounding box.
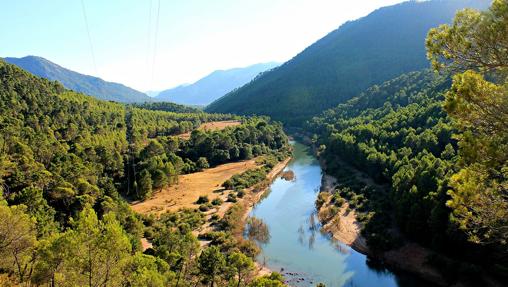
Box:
[130,158,259,215]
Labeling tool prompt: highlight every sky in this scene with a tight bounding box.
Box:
[1,0,405,92]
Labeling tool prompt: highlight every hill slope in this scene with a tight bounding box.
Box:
[206,0,489,125]
[4,55,152,103]
[156,62,279,106]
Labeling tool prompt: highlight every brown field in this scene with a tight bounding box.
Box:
[178,120,242,140]
[130,158,259,215]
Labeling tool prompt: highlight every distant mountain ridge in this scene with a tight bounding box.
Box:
[206,0,490,125]
[156,62,279,106]
[4,56,152,103]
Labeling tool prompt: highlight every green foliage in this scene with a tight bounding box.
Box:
[196,195,210,204]
[127,116,289,200]
[0,59,289,284]
[131,101,203,113]
[426,0,508,263]
[198,246,226,286]
[0,60,128,222]
[308,0,507,275]
[179,118,288,167]
[196,157,210,171]
[248,272,285,287]
[308,70,456,247]
[0,201,36,282]
[223,168,268,190]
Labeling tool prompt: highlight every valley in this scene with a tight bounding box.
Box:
[1,0,507,286]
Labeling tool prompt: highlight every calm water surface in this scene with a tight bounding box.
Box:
[247,142,432,287]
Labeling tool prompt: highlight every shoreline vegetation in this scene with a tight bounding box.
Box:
[305,2,508,286]
[293,130,504,286]
[133,153,292,279]
[315,159,504,287]
[317,171,447,286]
[192,155,292,278]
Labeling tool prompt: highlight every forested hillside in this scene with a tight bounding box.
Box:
[0,60,290,286]
[4,56,152,103]
[308,70,456,248]
[156,62,279,106]
[309,0,508,281]
[206,0,489,125]
[131,101,203,113]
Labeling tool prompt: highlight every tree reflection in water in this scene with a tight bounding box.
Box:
[246,216,271,244]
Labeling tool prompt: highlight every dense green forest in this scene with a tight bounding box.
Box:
[2,0,507,285]
[127,115,288,200]
[0,60,290,286]
[206,0,489,125]
[130,102,204,114]
[309,0,508,281]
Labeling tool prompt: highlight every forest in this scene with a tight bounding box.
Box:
[0,60,290,286]
[1,0,507,286]
[205,0,489,125]
[308,0,507,281]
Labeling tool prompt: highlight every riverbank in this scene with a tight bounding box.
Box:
[237,157,292,276]
[317,173,446,285]
[318,175,367,253]
[317,172,505,287]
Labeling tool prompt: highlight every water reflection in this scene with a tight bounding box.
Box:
[246,142,431,287]
[246,216,270,244]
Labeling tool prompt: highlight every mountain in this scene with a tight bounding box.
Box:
[156,62,279,106]
[145,90,160,97]
[205,0,490,125]
[3,55,152,103]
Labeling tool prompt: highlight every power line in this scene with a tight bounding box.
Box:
[145,0,152,79]
[80,0,98,75]
[150,0,161,90]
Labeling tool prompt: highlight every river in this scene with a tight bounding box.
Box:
[246,142,431,287]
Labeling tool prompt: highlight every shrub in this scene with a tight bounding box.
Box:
[196,195,209,204]
[227,193,237,203]
[211,198,223,206]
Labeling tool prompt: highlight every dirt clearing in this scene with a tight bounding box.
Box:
[131,158,259,215]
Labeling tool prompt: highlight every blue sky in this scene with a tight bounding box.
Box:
[1,0,404,91]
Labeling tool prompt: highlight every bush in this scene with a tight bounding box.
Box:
[222,167,268,190]
[316,192,329,209]
[227,193,237,203]
[211,198,223,206]
[199,204,209,212]
[196,195,209,204]
[196,157,210,171]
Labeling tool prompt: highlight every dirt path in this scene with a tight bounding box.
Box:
[131,158,259,215]
[178,120,241,140]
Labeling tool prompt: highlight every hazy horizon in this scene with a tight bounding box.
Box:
[1,0,404,91]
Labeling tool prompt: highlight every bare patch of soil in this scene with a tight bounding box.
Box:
[130,159,258,215]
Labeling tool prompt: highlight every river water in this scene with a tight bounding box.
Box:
[246,142,431,287]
